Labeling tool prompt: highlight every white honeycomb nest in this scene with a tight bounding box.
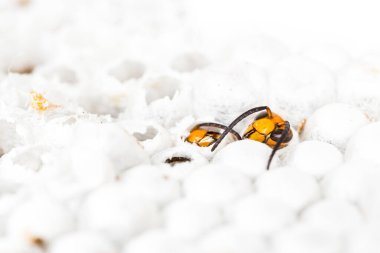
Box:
[0,1,379,253]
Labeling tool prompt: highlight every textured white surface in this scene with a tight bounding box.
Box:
[255,166,320,211]
[302,103,369,150]
[49,232,117,253]
[121,165,181,207]
[163,199,222,238]
[0,238,44,253]
[345,122,380,166]
[347,225,380,253]
[288,140,343,178]
[273,224,342,253]
[268,56,336,126]
[183,164,252,205]
[0,1,379,252]
[7,196,74,242]
[300,199,363,235]
[300,44,350,72]
[337,56,380,120]
[199,226,268,253]
[123,229,194,253]
[191,63,267,124]
[78,184,160,243]
[212,140,277,178]
[231,195,296,234]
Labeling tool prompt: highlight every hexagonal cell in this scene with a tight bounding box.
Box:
[144,76,180,104]
[108,60,145,82]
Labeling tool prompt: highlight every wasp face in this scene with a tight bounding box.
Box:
[243,112,293,149]
[185,123,241,147]
[186,128,221,147]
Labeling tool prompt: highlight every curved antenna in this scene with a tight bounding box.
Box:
[266,121,290,170]
[211,106,269,152]
[196,122,242,140]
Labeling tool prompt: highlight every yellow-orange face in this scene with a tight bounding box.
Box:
[243,112,293,148]
[185,123,241,147]
[186,128,220,147]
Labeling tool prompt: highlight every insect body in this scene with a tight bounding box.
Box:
[183,107,292,170]
[165,123,240,167]
[211,106,292,169]
[242,111,292,149]
[185,122,241,147]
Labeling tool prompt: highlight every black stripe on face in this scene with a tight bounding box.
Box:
[243,128,256,139]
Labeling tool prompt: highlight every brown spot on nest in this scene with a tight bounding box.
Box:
[10,65,34,74]
[16,0,31,7]
[29,235,46,249]
[165,156,191,166]
[297,118,307,135]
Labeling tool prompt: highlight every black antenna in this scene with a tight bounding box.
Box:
[266,121,290,170]
[195,122,242,140]
[211,106,269,152]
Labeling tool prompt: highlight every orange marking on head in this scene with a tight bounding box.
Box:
[186,128,221,147]
[242,112,291,149]
[186,129,207,143]
[246,131,266,142]
[271,113,286,124]
[253,118,276,135]
[265,138,278,148]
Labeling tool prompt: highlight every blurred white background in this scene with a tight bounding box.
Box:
[187,0,380,56]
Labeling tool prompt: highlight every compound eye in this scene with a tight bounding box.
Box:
[270,128,293,143]
[270,129,283,142]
